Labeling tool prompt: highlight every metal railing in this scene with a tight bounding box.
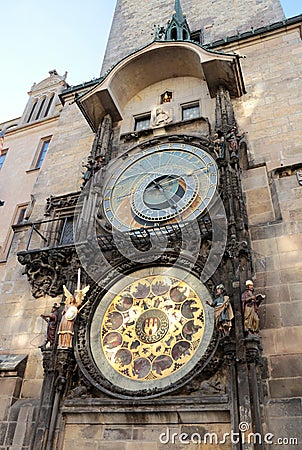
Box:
[22,215,212,253]
[25,217,74,251]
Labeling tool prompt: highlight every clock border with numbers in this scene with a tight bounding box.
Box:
[102,142,219,232]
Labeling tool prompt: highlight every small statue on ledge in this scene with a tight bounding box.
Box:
[58,270,90,349]
[212,131,225,159]
[241,280,265,335]
[81,155,106,187]
[226,126,246,160]
[206,284,234,336]
[39,303,60,350]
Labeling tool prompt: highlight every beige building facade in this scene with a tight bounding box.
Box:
[0,0,301,449]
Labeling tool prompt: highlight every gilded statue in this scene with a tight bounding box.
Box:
[58,284,89,348]
[206,284,234,336]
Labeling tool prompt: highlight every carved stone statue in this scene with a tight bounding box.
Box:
[39,303,60,349]
[206,284,234,336]
[82,155,106,187]
[226,126,246,159]
[58,285,89,348]
[241,280,265,334]
[151,106,172,127]
[212,131,225,158]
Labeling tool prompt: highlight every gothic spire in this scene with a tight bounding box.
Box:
[165,0,191,41]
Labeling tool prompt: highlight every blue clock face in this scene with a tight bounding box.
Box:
[103,143,218,231]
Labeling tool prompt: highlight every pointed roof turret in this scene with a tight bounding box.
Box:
[165,0,191,41]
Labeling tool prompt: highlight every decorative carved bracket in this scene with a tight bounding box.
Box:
[18,247,79,298]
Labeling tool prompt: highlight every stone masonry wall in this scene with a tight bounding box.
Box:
[60,406,231,450]
[101,0,284,73]
[225,26,302,445]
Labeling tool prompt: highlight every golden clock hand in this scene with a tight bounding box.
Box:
[153,167,210,187]
[110,167,211,200]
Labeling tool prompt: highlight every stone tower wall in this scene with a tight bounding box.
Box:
[101,0,284,73]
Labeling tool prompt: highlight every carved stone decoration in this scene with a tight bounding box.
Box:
[174,359,227,397]
[151,106,173,127]
[214,86,248,165]
[82,114,113,186]
[18,247,80,298]
[226,234,250,260]
[66,385,88,400]
[45,192,80,217]
[215,86,236,135]
[94,114,113,162]
[245,336,262,364]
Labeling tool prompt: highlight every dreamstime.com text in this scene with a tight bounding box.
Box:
[159,424,299,446]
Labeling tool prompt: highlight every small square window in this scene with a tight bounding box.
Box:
[0,149,8,170]
[182,103,200,121]
[134,115,151,131]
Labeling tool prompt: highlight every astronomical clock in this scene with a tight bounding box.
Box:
[75,139,222,398]
[102,142,218,231]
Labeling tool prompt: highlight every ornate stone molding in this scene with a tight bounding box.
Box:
[45,192,80,217]
[18,247,79,298]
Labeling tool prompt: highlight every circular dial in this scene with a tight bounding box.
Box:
[103,143,218,231]
[89,267,215,396]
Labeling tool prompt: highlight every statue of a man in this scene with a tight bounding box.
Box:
[241,280,265,334]
[39,303,60,349]
[58,285,89,348]
[206,284,234,336]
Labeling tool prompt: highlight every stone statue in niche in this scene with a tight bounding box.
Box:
[241,280,265,335]
[58,283,90,348]
[206,284,234,336]
[151,106,172,128]
[39,302,60,350]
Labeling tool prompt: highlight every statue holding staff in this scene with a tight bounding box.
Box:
[58,269,89,348]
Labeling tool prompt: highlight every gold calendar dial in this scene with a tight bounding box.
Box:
[89,267,215,396]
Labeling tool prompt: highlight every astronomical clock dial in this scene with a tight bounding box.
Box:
[102,143,218,231]
[89,267,215,397]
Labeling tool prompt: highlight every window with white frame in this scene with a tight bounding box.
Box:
[181,102,200,121]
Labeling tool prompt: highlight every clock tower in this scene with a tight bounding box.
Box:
[28,0,259,446]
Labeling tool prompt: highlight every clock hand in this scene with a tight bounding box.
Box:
[110,167,211,200]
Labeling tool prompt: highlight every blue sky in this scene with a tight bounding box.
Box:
[0,0,301,123]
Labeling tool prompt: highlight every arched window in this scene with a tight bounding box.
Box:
[27,99,38,123]
[44,93,55,117]
[171,27,177,40]
[35,97,47,120]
